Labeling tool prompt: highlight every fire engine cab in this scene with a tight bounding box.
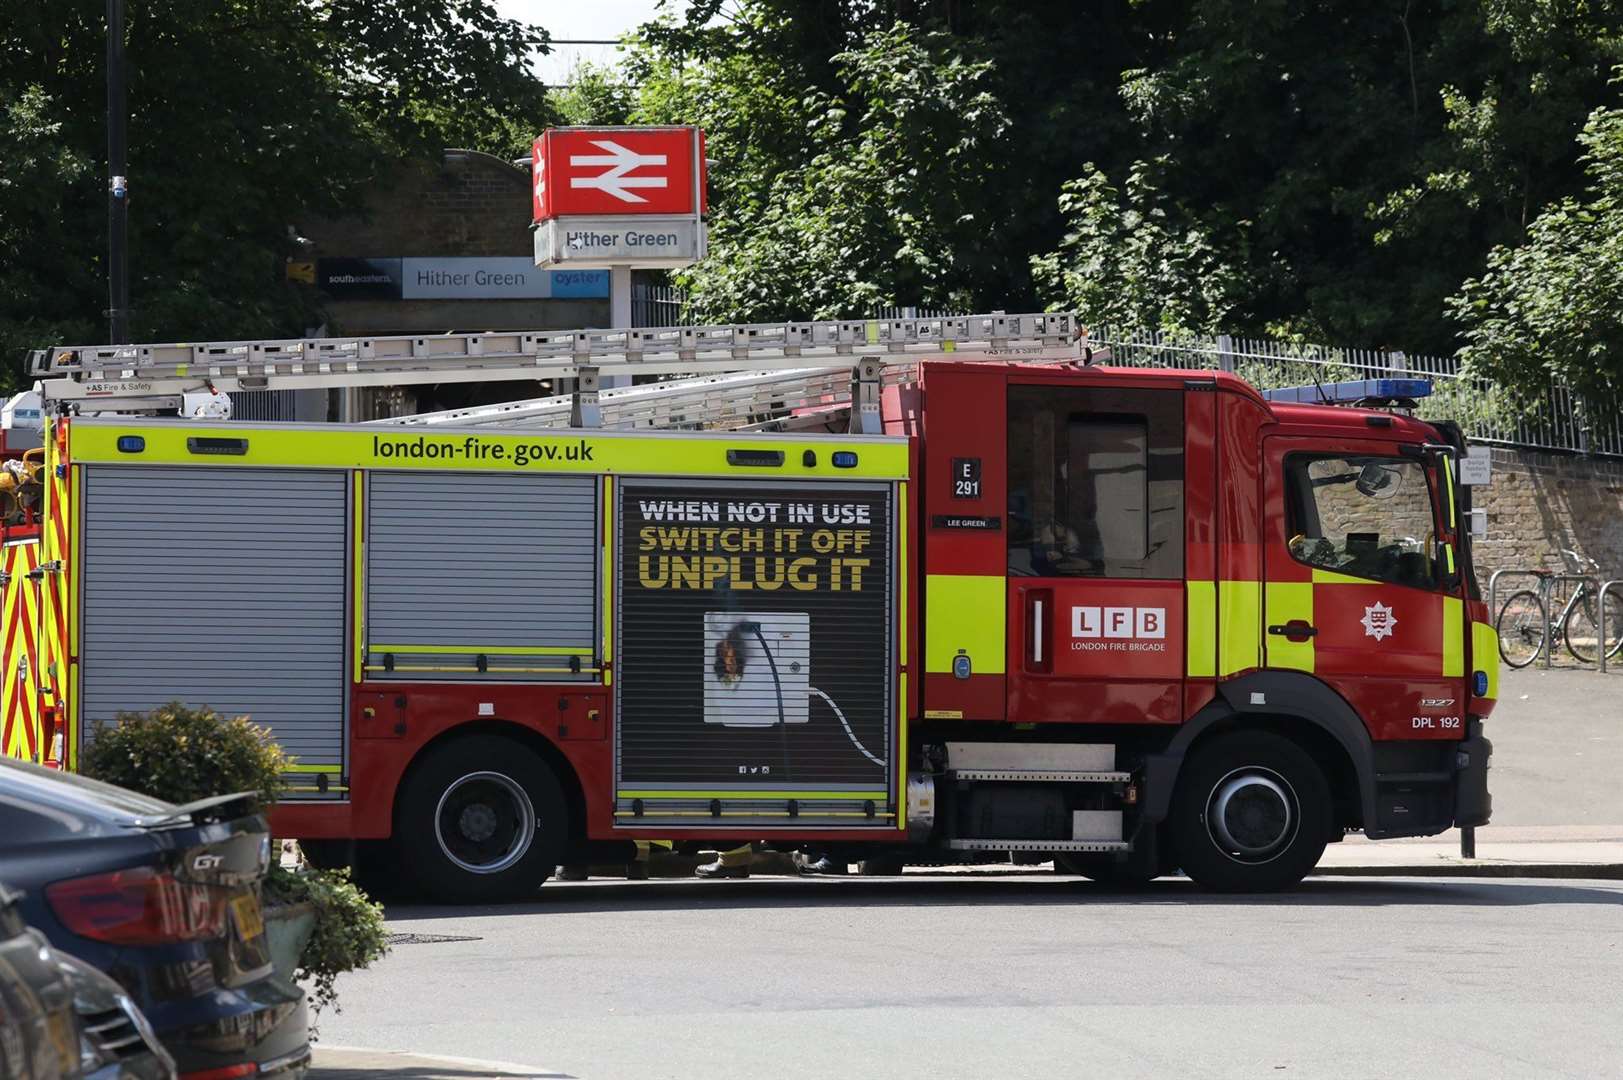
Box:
[3,314,1496,898]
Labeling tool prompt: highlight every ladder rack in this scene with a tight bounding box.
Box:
[30,313,1083,411]
[374,338,1106,434]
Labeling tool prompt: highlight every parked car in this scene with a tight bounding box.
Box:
[0,759,310,1078]
[0,880,175,1078]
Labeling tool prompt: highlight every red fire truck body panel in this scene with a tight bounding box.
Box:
[9,351,1499,898]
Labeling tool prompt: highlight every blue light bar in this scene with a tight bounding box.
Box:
[1261,378,1432,405]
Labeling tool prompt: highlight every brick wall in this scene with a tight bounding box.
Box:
[303,151,609,334]
[1470,447,1623,580]
[308,153,534,258]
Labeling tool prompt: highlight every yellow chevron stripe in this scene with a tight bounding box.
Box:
[21,557,39,760]
[66,457,80,769]
[1,547,19,759]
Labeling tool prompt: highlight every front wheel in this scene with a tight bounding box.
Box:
[1497,589,1547,668]
[1167,731,1331,893]
[392,735,569,903]
[1563,590,1623,664]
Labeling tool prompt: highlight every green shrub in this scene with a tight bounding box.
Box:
[80,701,289,808]
[263,864,389,1018]
[80,700,386,1028]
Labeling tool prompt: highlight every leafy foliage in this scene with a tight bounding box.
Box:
[1030,162,1253,335]
[80,699,387,1025]
[552,61,636,127]
[1451,102,1623,406]
[632,18,1012,320]
[0,0,554,393]
[263,864,389,1019]
[80,701,289,809]
[624,0,1623,373]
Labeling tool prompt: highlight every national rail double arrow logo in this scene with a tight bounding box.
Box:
[568,139,669,204]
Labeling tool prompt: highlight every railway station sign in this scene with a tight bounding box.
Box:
[533,217,706,269]
[531,126,707,271]
[316,258,608,301]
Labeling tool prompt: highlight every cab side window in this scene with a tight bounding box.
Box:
[1007,386,1184,579]
[1284,454,1438,590]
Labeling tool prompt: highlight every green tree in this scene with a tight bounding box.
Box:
[1069,0,1623,350]
[0,85,99,374]
[1450,101,1623,406]
[632,0,1623,367]
[0,0,553,392]
[633,16,1013,320]
[1030,160,1253,334]
[553,61,636,127]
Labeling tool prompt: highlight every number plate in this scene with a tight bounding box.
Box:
[230,893,265,941]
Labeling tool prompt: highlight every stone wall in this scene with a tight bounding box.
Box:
[1469,447,1623,581]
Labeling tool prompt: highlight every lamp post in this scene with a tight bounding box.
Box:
[106,0,130,344]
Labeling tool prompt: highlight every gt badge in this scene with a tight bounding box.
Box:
[1361,602,1397,641]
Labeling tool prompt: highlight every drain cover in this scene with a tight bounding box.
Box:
[385,932,483,945]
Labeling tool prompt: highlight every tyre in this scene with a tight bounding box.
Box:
[1497,589,1547,668]
[1053,853,1158,888]
[1563,590,1623,664]
[392,735,569,903]
[1166,731,1331,893]
[857,856,906,875]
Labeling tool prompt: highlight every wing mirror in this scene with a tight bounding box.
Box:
[1355,462,1401,499]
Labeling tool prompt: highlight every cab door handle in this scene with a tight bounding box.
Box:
[1026,588,1053,672]
[1268,620,1318,641]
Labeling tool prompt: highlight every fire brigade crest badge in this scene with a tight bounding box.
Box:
[1361,601,1397,641]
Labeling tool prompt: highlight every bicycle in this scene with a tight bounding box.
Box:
[1496,551,1623,668]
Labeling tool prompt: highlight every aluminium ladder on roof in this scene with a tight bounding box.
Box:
[30,313,1084,410]
[369,338,1109,435]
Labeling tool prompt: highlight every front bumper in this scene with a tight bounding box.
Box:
[1454,722,1493,828]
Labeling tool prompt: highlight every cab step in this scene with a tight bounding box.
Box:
[945,741,1115,771]
[952,769,1130,783]
[948,839,1131,853]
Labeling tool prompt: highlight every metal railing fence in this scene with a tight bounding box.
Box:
[1093,326,1622,458]
[603,294,1622,458]
[631,282,690,328]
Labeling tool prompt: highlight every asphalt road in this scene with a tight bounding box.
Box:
[319,874,1623,1080]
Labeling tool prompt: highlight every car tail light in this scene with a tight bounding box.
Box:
[179,1066,258,1080]
[46,865,228,945]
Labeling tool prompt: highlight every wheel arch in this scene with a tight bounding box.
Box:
[1144,672,1375,834]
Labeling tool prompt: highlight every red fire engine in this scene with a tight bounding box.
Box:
[5,314,1495,899]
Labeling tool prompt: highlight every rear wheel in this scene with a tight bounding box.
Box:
[1167,731,1330,893]
[1497,590,1547,668]
[1563,590,1623,663]
[393,735,569,903]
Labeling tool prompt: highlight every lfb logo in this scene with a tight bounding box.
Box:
[1071,606,1166,640]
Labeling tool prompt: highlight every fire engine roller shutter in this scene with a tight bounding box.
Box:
[364,472,597,680]
[615,479,895,828]
[80,466,348,797]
